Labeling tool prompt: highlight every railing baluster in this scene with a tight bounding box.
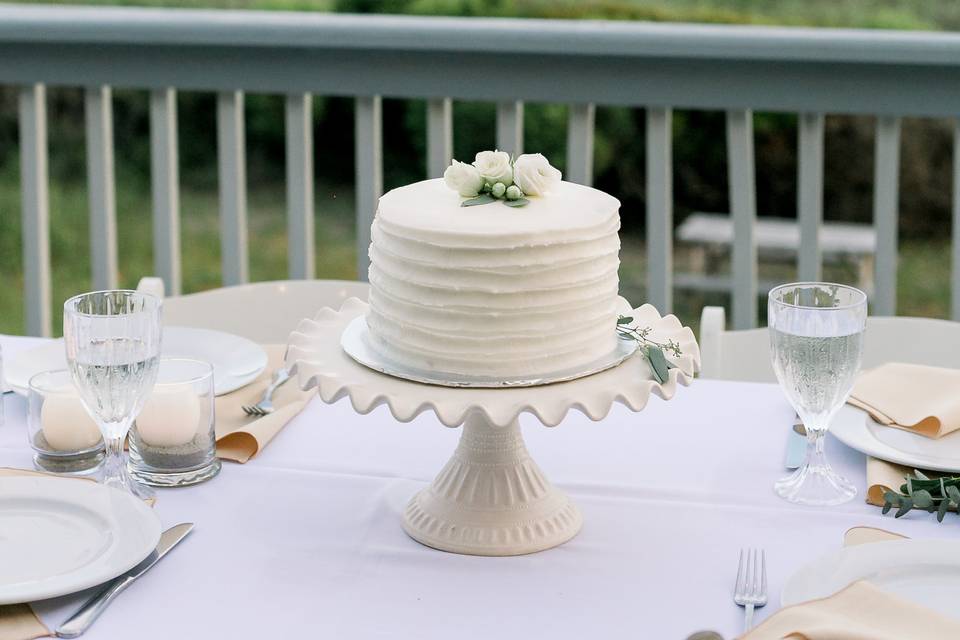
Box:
[726,109,758,329]
[952,119,960,321]
[19,84,51,337]
[285,92,314,280]
[426,98,452,178]
[873,116,901,316]
[646,107,673,312]
[217,90,249,285]
[797,112,825,282]
[150,87,181,296]
[566,103,595,186]
[84,85,118,290]
[355,95,383,280]
[496,101,523,156]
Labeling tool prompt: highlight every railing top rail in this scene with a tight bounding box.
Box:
[3,4,960,67]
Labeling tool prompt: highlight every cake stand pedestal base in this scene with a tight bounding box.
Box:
[402,412,582,556]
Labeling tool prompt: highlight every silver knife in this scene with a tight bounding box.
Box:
[785,416,807,470]
[56,523,194,638]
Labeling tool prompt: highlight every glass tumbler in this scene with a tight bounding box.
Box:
[128,358,221,487]
[27,370,105,474]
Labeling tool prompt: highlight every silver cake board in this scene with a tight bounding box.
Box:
[340,315,638,388]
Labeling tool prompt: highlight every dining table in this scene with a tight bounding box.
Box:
[2,333,958,639]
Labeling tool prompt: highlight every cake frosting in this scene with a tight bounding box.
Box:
[365,177,621,378]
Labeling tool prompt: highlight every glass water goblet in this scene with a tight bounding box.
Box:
[768,282,867,506]
[63,290,162,498]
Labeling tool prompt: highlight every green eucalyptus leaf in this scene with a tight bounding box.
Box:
[895,497,913,518]
[912,489,934,509]
[647,346,670,384]
[882,501,894,515]
[937,498,950,522]
[502,198,529,208]
[947,485,960,504]
[461,194,496,207]
[617,316,633,325]
[883,491,900,506]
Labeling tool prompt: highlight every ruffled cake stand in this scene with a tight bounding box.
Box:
[286,298,700,556]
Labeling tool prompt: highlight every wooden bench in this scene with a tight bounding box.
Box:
[675,212,877,296]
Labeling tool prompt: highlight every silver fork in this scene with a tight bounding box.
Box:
[242,366,291,416]
[734,548,767,632]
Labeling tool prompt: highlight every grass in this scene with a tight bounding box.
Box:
[1,174,950,336]
[0,175,357,335]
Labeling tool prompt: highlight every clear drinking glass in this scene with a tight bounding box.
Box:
[63,290,162,498]
[129,358,221,487]
[27,369,105,474]
[768,282,867,506]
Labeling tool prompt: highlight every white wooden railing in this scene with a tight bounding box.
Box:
[3,5,960,336]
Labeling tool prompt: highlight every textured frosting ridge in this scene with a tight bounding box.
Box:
[366,178,622,377]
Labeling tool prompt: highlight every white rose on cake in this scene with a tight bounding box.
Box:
[513,153,562,196]
[443,160,484,197]
[472,150,513,186]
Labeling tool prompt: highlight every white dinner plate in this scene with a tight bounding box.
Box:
[830,404,960,473]
[0,476,161,604]
[5,326,267,397]
[782,539,960,621]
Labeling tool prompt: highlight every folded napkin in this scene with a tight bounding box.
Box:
[741,580,960,640]
[743,527,960,640]
[848,362,960,438]
[214,345,310,463]
[842,525,905,546]
[865,457,923,508]
[0,606,47,640]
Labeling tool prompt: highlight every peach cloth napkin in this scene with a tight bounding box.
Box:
[848,362,960,438]
[214,345,310,463]
[864,457,925,508]
[742,527,960,640]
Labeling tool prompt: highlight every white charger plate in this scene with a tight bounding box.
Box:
[5,326,267,397]
[782,539,960,621]
[0,476,161,605]
[831,404,960,473]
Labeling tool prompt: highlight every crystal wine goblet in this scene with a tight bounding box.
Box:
[768,282,867,506]
[63,290,162,498]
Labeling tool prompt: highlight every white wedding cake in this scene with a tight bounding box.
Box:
[365,152,621,378]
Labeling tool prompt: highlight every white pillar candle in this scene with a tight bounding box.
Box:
[40,393,102,452]
[136,385,202,448]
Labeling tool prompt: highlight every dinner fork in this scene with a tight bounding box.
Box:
[733,548,767,632]
[242,366,291,416]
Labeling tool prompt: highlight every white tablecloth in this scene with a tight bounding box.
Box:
[2,334,957,639]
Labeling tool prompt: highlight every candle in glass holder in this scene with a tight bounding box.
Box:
[28,370,105,474]
[40,392,102,451]
[129,359,219,487]
[136,385,202,447]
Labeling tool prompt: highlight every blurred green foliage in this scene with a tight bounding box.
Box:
[1,0,957,334]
